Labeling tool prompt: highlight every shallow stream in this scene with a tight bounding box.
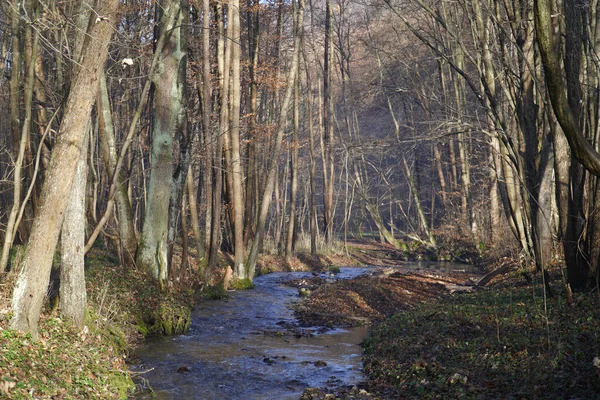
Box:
[132,262,475,399]
[132,268,372,399]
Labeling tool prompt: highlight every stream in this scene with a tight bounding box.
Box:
[132,268,372,400]
[132,262,476,399]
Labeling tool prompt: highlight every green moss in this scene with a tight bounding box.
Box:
[229,278,254,290]
[151,304,191,336]
[8,245,26,271]
[328,266,341,274]
[105,325,128,353]
[203,284,228,299]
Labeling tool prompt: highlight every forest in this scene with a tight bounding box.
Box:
[0,0,599,398]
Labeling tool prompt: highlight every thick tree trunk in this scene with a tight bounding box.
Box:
[535,0,600,175]
[10,0,118,338]
[60,128,89,328]
[229,0,246,279]
[137,0,187,283]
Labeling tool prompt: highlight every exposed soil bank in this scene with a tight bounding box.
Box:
[295,260,600,399]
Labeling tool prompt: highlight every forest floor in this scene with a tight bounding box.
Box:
[291,242,600,399]
[0,240,599,399]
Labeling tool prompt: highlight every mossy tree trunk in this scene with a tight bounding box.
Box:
[137,0,187,284]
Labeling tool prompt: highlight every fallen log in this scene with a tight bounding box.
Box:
[475,262,516,287]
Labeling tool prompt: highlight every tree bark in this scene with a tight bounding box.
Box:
[186,165,205,265]
[285,73,300,263]
[97,74,138,266]
[229,0,246,279]
[535,0,600,175]
[10,0,118,338]
[137,0,187,284]
[322,0,335,244]
[60,127,89,328]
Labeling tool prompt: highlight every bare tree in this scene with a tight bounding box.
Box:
[10,0,119,337]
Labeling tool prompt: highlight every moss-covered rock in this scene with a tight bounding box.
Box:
[229,278,254,290]
[203,284,228,299]
[151,304,192,336]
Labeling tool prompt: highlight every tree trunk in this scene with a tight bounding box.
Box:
[403,156,437,248]
[202,0,213,257]
[285,74,300,263]
[0,0,28,274]
[322,0,335,244]
[137,0,187,284]
[247,0,305,278]
[209,0,228,270]
[229,0,246,279]
[97,74,138,266]
[10,0,118,338]
[186,165,205,265]
[60,127,89,328]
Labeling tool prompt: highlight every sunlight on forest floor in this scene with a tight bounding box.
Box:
[1,241,599,399]
[361,270,600,399]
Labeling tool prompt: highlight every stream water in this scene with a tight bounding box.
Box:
[132,263,476,399]
[132,268,373,400]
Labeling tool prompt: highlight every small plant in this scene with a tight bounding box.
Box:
[202,284,228,300]
[328,266,341,274]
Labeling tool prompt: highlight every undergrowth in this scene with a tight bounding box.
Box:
[0,247,204,399]
[363,271,600,399]
[0,303,133,399]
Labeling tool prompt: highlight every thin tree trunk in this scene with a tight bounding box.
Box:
[285,74,300,262]
[0,0,23,274]
[403,156,437,248]
[247,0,305,278]
[209,1,229,270]
[97,74,138,266]
[187,165,205,266]
[322,0,335,244]
[307,63,319,255]
[202,0,213,255]
[244,0,260,248]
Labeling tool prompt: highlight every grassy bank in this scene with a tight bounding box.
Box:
[362,271,600,399]
[0,248,203,399]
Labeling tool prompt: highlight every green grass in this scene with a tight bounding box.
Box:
[363,279,600,399]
